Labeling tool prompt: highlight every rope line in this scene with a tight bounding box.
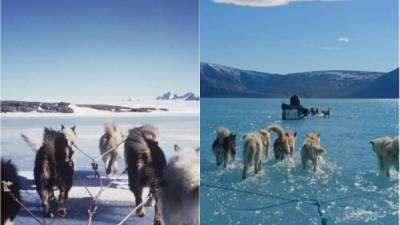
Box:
[72,143,134,225]
[2,181,45,225]
[115,195,151,225]
[202,178,381,225]
[94,141,126,162]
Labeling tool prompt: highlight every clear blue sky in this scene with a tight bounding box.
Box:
[201,0,398,74]
[2,0,199,103]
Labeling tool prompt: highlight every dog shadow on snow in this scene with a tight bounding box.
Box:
[15,170,151,225]
[19,170,127,191]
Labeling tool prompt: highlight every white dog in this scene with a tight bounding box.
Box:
[369,136,399,177]
[242,129,269,179]
[99,122,125,175]
[300,133,326,172]
[158,144,199,225]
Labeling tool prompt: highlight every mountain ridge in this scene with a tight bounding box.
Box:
[200,62,399,98]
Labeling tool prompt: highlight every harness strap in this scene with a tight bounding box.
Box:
[115,194,152,225]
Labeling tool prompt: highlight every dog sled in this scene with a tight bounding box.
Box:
[281,103,305,120]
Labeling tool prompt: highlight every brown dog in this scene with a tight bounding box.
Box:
[301,133,326,172]
[242,129,269,179]
[268,124,296,160]
[369,136,399,177]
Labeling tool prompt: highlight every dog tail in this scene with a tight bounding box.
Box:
[268,124,285,140]
[217,127,230,140]
[21,132,42,151]
[140,124,159,141]
[314,146,327,155]
[392,137,399,154]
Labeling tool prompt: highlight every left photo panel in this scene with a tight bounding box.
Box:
[1,1,199,225]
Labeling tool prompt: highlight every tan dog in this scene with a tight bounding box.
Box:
[369,136,399,177]
[301,133,326,172]
[242,129,269,179]
[268,124,296,160]
[99,122,125,175]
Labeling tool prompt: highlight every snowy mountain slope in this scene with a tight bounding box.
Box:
[201,62,398,98]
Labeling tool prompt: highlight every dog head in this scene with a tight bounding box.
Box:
[174,144,200,154]
[307,133,320,145]
[61,124,77,147]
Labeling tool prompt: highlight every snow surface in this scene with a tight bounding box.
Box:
[14,171,156,225]
[2,101,199,225]
[1,100,199,118]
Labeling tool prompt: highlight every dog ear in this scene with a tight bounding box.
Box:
[294,132,297,137]
[61,124,65,130]
[369,140,374,145]
[174,144,182,152]
[71,126,76,132]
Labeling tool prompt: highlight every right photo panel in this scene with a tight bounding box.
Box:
[200,0,399,224]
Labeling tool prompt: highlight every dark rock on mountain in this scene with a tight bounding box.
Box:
[201,62,398,98]
[1,101,167,113]
[1,101,74,113]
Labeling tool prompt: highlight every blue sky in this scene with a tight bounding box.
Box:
[2,0,199,103]
[201,0,398,74]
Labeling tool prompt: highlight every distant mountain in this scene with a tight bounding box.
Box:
[355,68,399,98]
[201,62,399,98]
[156,92,199,101]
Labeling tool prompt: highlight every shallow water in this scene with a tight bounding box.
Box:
[201,98,398,225]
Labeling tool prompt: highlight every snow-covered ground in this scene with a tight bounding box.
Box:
[1,101,199,225]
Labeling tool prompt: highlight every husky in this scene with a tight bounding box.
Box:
[369,136,399,177]
[159,145,199,225]
[242,129,270,179]
[124,124,166,225]
[99,121,125,175]
[1,159,21,225]
[268,124,297,161]
[21,125,77,217]
[212,127,236,168]
[300,133,327,172]
[321,108,330,118]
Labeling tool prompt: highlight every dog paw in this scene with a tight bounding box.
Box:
[136,208,145,217]
[153,219,162,225]
[58,208,67,217]
[44,212,54,218]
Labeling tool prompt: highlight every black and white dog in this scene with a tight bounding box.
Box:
[1,159,21,225]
